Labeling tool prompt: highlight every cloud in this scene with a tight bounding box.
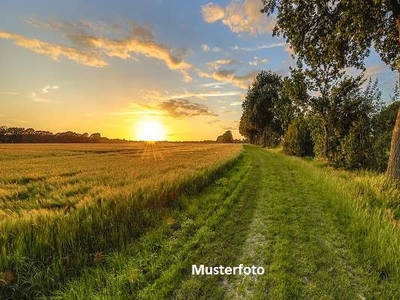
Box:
[230,101,242,106]
[211,69,259,89]
[181,70,193,83]
[144,89,240,101]
[0,92,19,95]
[25,18,114,34]
[69,22,192,81]
[198,70,213,78]
[207,59,242,70]
[1,21,192,82]
[364,64,388,78]
[201,82,229,88]
[249,56,268,66]
[111,109,165,116]
[9,118,27,124]
[221,125,237,130]
[201,3,225,23]
[201,0,276,36]
[111,102,166,116]
[232,42,286,51]
[30,88,60,103]
[202,43,222,52]
[202,44,211,52]
[0,31,107,67]
[284,44,295,57]
[41,85,59,94]
[198,69,258,89]
[159,99,218,118]
[33,98,59,103]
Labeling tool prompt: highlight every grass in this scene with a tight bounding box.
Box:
[252,147,400,299]
[0,143,243,299]
[50,149,254,299]
[48,145,400,299]
[3,143,400,299]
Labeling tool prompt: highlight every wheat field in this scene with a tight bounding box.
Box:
[0,142,243,298]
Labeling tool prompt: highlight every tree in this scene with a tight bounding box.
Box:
[261,0,400,179]
[89,133,102,143]
[216,131,234,143]
[239,71,285,147]
[281,68,310,116]
[299,63,370,159]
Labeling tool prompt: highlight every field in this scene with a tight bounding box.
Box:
[0,143,243,299]
[2,144,400,299]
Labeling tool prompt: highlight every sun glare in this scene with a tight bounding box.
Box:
[136,120,166,141]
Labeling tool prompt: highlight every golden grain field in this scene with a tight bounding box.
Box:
[0,142,242,218]
[0,142,243,298]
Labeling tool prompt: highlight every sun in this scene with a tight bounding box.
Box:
[136,120,166,141]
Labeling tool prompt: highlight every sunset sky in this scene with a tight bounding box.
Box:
[0,0,397,141]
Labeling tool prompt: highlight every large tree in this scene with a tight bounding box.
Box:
[261,0,400,179]
[239,71,285,147]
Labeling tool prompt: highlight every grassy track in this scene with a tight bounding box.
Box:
[169,145,400,299]
[224,146,394,299]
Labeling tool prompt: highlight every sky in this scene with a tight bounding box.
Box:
[0,0,397,141]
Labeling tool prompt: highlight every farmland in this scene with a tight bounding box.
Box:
[0,143,242,215]
[0,143,243,299]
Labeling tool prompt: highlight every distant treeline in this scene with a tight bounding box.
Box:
[0,126,128,143]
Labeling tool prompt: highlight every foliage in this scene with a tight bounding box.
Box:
[239,70,291,147]
[372,101,400,171]
[261,1,399,70]
[282,117,314,157]
[261,0,400,178]
[335,119,375,169]
[216,130,234,143]
[275,69,310,132]
[0,126,122,143]
[300,63,382,166]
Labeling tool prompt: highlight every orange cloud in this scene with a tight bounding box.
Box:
[201,0,276,36]
[207,59,242,70]
[201,3,225,23]
[159,99,218,118]
[0,31,107,67]
[0,21,192,82]
[211,69,259,89]
[84,35,191,71]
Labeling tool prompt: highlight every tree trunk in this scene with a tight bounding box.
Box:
[387,15,400,180]
[323,122,329,159]
[262,129,267,147]
[386,70,400,179]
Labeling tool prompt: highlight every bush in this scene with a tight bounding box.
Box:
[283,118,314,157]
[334,120,375,170]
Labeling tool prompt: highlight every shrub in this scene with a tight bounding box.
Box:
[335,120,375,169]
[283,118,314,157]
